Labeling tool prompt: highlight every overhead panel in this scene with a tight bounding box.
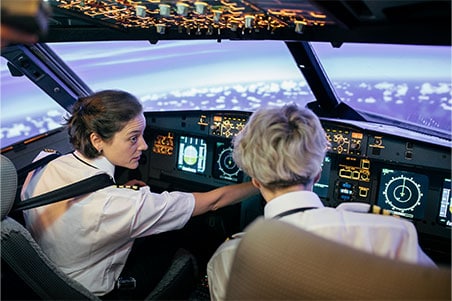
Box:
[49,0,337,38]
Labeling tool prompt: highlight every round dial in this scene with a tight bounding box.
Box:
[183,145,198,166]
[217,147,240,179]
[382,175,423,213]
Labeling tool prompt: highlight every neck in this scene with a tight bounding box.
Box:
[261,184,313,203]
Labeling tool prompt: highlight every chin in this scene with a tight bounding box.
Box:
[128,162,139,170]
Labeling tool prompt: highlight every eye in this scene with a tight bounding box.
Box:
[130,136,138,144]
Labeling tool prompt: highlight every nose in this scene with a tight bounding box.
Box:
[139,136,148,151]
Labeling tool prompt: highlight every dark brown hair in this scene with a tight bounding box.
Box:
[65,90,143,158]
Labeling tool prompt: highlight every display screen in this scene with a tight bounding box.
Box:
[177,136,207,174]
[313,155,332,199]
[377,169,429,219]
[212,141,242,182]
[438,178,452,227]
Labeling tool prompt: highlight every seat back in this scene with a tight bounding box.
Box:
[225,218,451,300]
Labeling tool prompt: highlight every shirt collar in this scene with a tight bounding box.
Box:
[264,190,324,219]
[73,150,116,179]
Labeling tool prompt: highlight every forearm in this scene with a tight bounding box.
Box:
[212,182,259,210]
[192,182,258,216]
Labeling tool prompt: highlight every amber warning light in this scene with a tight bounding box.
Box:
[153,132,174,155]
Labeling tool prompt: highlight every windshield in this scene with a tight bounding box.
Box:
[2,40,450,148]
[48,40,314,111]
[311,42,451,134]
[0,57,66,148]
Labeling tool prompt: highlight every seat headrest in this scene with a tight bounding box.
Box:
[1,155,18,220]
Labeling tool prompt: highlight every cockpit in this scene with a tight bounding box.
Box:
[1,0,451,299]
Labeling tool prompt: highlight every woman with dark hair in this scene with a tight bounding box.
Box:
[21,90,258,298]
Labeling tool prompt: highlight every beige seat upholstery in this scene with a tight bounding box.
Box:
[225,218,451,300]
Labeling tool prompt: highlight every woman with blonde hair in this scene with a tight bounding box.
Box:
[207,104,434,301]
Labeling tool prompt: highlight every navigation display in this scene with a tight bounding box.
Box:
[177,135,207,174]
[377,169,429,219]
[212,141,242,182]
[438,178,452,227]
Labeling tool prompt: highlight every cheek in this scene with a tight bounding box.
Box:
[106,143,134,162]
[119,144,136,158]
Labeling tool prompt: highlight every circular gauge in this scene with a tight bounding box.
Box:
[217,147,240,179]
[183,145,198,166]
[382,175,423,213]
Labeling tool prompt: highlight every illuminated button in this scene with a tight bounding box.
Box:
[361,160,370,169]
[359,188,368,198]
[339,169,352,178]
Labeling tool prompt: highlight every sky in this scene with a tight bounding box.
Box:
[1,40,451,146]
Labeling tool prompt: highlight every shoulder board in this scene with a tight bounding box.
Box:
[116,184,140,190]
[368,205,399,217]
[43,148,60,154]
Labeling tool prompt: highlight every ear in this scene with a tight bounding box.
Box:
[313,169,322,183]
[251,178,262,189]
[90,132,103,153]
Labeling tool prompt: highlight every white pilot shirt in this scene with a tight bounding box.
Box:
[21,150,195,296]
[207,190,436,301]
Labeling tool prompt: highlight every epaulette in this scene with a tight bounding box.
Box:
[43,148,60,154]
[368,205,399,217]
[116,184,140,190]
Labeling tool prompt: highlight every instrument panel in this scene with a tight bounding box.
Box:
[140,110,451,262]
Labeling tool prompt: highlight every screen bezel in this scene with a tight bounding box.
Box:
[376,168,429,220]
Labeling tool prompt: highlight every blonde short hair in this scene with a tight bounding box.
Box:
[233,104,329,189]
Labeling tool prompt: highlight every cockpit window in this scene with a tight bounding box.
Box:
[48,40,314,111]
[311,42,452,134]
[0,57,66,148]
[2,40,450,148]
